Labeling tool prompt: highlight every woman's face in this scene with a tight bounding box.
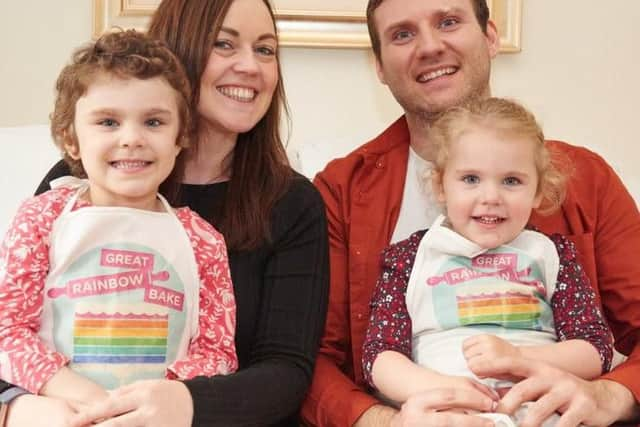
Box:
[197,0,279,136]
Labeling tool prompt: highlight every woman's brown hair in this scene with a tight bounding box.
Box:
[148,0,292,251]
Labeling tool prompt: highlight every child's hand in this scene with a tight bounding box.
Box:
[5,394,85,427]
[40,366,108,407]
[462,334,521,377]
[439,374,500,401]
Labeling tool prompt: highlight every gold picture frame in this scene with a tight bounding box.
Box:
[93,0,522,52]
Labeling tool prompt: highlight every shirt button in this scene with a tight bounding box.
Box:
[357,313,363,319]
[355,250,361,255]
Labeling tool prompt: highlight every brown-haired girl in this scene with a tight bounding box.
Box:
[0,29,237,425]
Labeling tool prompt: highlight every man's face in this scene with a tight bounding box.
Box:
[373,0,499,123]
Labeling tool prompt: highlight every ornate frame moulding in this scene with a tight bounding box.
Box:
[92,0,522,52]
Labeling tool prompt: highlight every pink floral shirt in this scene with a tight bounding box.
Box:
[0,187,238,393]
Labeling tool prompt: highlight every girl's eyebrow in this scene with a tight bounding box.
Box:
[87,107,173,116]
[87,108,118,116]
[142,108,174,116]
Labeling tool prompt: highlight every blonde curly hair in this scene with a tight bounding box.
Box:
[428,97,568,215]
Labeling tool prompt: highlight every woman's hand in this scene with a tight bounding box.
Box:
[70,379,193,427]
[470,355,639,427]
[389,387,498,427]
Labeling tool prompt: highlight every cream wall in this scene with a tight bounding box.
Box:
[1,1,639,200]
[0,1,92,126]
[279,1,640,200]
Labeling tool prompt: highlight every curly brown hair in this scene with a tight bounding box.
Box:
[50,29,192,200]
[429,97,568,215]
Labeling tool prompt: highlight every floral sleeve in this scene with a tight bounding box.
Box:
[167,210,238,379]
[362,230,425,388]
[0,192,70,393]
[549,233,613,373]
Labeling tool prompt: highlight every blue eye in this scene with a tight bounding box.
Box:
[392,29,413,42]
[213,40,233,50]
[146,118,162,127]
[255,45,276,56]
[439,17,460,29]
[503,177,522,186]
[99,118,118,128]
[462,175,479,184]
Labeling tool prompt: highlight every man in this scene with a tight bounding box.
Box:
[301,0,640,426]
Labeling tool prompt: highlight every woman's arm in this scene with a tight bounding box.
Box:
[184,177,329,426]
[34,160,71,195]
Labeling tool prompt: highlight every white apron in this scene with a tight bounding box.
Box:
[406,215,560,386]
[39,179,200,389]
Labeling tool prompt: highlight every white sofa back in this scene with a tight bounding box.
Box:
[0,125,341,238]
[0,125,62,237]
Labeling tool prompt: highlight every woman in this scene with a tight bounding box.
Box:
[2,0,329,426]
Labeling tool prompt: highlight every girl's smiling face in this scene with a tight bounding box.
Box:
[71,74,182,211]
[435,124,542,248]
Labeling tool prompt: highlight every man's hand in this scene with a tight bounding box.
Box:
[470,355,640,427]
[354,404,396,427]
[391,388,498,427]
[354,388,498,427]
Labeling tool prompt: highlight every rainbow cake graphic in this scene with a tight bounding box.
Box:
[455,282,542,329]
[71,303,169,387]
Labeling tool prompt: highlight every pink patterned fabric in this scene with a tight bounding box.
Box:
[0,187,237,393]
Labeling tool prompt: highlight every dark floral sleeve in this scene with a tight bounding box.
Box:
[362,230,426,389]
[549,233,614,373]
